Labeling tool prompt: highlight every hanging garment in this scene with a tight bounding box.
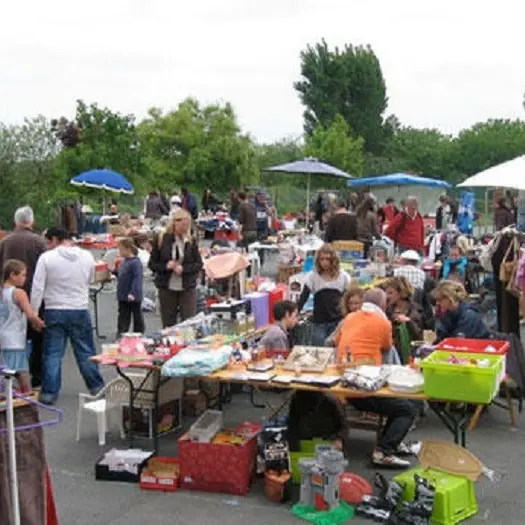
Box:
[457,191,475,235]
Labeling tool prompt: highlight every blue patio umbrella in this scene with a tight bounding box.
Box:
[70,169,135,194]
[347,173,451,189]
[264,157,352,215]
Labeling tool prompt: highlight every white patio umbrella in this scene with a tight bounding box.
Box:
[457,155,525,191]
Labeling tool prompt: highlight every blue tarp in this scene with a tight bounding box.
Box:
[347,173,451,188]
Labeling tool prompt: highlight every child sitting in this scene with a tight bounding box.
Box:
[117,238,145,335]
[442,244,468,284]
[258,300,299,356]
[0,260,45,392]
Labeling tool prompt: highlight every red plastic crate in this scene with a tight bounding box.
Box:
[438,338,509,355]
[140,457,180,492]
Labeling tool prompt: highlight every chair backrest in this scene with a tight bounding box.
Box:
[105,378,130,404]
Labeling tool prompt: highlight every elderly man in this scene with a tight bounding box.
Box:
[385,196,424,254]
[338,288,418,468]
[394,250,426,290]
[31,227,104,405]
[0,206,47,387]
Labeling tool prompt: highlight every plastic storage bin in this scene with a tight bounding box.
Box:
[394,467,478,525]
[420,351,504,404]
[437,338,509,383]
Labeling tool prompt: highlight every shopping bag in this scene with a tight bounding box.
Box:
[499,237,519,283]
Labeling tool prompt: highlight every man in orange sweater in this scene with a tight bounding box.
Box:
[337,288,418,468]
[335,289,392,365]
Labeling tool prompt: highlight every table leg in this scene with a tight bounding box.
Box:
[250,386,266,409]
[90,283,107,339]
[429,403,469,448]
[116,366,135,448]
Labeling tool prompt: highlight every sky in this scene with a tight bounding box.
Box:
[1,0,525,142]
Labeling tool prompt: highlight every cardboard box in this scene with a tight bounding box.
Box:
[182,390,207,417]
[179,429,258,495]
[140,457,180,492]
[123,399,181,439]
[95,449,153,483]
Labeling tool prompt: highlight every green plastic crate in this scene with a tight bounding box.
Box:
[394,467,478,525]
[290,452,315,483]
[420,351,504,404]
[290,440,335,483]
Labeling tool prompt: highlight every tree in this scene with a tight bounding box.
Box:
[383,126,457,181]
[295,39,388,154]
[304,115,365,177]
[53,100,143,192]
[454,119,525,179]
[138,98,259,192]
[0,116,60,226]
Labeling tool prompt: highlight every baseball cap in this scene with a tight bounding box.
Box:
[400,250,420,262]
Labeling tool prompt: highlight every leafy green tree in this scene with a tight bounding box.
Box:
[295,39,388,154]
[0,116,60,226]
[53,100,143,192]
[454,119,525,179]
[383,126,457,181]
[138,98,259,193]
[304,115,365,177]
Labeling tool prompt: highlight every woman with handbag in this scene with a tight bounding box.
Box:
[148,208,203,328]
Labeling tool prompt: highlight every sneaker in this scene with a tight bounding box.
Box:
[39,393,57,406]
[397,441,421,456]
[372,450,411,468]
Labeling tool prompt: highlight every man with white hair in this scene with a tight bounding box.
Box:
[0,205,47,387]
[385,196,424,254]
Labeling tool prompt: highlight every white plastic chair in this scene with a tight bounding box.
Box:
[76,378,129,446]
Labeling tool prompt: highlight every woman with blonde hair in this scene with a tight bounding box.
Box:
[148,208,203,327]
[297,244,351,346]
[434,280,489,341]
[384,276,425,363]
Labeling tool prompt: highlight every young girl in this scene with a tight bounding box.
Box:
[117,238,145,335]
[0,259,45,392]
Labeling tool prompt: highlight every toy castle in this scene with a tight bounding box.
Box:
[299,445,347,511]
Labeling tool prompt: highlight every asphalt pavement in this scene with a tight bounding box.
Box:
[42,257,525,525]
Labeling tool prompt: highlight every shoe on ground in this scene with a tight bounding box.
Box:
[397,441,421,457]
[372,450,411,468]
[89,385,105,397]
[39,394,57,406]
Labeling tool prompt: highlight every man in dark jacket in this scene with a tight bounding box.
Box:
[0,206,46,387]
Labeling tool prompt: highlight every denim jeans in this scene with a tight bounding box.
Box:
[42,309,104,399]
[311,321,339,347]
[350,397,419,455]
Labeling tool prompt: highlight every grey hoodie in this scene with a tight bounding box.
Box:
[31,245,95,312]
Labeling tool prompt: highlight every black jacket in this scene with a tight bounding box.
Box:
[148,233,203,290]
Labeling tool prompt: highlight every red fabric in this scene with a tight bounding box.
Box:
[383,204,397,223]
[267,288,284,324]
[385,212,424,251]
[46,468,59,525]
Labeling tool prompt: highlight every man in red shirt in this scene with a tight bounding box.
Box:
[385,196,424,254]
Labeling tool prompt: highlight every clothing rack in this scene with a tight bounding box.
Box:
[1,367,63,525]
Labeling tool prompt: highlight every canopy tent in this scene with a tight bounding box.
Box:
[263,157,352,215]
[457,155,525,191]
[347,173,451,216]
[70,169,134,213]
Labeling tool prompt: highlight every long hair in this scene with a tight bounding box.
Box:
[356,197,375,218]
[314,244,340,278]
[340,286,364,317]
[385,276,414,301]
